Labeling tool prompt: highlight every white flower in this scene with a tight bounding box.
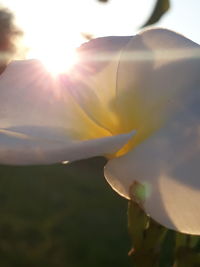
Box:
[0,28,200,235]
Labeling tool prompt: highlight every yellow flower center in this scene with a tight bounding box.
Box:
[63,46,172,158]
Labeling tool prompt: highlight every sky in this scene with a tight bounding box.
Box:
[157,0,200,44]
[1,0,200,72]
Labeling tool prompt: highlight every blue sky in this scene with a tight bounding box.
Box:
[157,0,200,44]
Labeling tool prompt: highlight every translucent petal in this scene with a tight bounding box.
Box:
[67,36,132,134]
[114,29,200,155]
[105,83,200,234]
[0,58,136,165]
[0,126,135,165]
[0,59,113,140]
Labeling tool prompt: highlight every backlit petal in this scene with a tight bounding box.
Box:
[67,36,132,135]
[105,80,200,234]
[114,29,200,155]
[0,58,136,165]
[0,59,114,140]
[0,126,135,165]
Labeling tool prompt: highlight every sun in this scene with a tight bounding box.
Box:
[26,40,80,76]
[29,45,79,76]
[43,50,78,75]
[4,0,85,75]
[25,22,81,75]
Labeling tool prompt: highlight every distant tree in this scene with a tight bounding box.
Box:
[0,7,22,73]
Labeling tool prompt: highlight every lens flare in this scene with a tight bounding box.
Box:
[27,46,78,76]
[40,49,78,75]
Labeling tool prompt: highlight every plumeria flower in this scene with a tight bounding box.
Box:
[0,28,200,235]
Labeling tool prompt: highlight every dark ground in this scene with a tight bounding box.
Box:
[0,157,131,267]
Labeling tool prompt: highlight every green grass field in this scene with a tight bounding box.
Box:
[0,157,131,267]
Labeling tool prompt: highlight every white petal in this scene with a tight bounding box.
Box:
[0,59,114,140]
[115,29,200,143]
[0,47,137,166]
[67,36,132,134]
[105,84,200,234]
[0,59,65,128]
[0,126,135,165]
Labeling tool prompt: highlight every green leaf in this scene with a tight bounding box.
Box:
[175,247,200,267]
[141,0,170,28]
[128,200,200,266]
[128,201,149,252]
[128,201,166,267]
[142,219,166,252]
[159,230,176,267]
[194,238,200,252]
[174,234,200,266]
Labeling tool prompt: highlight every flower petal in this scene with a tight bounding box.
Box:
[115,29,200,147]
[0,126,135,165]
[0,58,136,165]
[0,59,115,140]
[66,36,132,134]
[105,84,200,234]
[0,59,65,128]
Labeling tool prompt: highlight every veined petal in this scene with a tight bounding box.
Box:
[105,82,200,234]
[0,126,135,165]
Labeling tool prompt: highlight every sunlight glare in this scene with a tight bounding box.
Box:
[4,0,84,75]
[29,46,79,75]
[1,0,157,76]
